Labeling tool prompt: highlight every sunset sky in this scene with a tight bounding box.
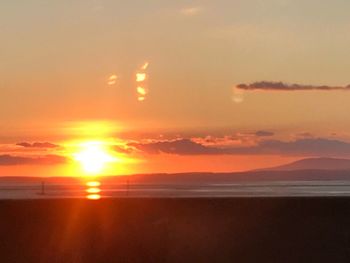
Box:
[2,0,350,177]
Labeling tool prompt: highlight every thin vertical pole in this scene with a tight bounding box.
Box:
[126,179,130,197]
[41,181,45,195]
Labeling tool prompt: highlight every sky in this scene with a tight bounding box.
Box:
[1,0,350,177]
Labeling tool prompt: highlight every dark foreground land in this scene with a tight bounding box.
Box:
[1,198,350,262]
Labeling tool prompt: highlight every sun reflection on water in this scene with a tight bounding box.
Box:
[86,181,101,187]
[86,194,101,200]
[86,187,101,194]
[86,180,102,200]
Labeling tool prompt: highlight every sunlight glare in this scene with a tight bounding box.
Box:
[141,62,149,70]
[136,73,147,82]
[74,141,117,175]
[137,86,147,96]
[107,74,118,85]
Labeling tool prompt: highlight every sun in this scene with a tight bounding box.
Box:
[74,141,117,175]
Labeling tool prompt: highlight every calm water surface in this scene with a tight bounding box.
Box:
[1,180,350,199]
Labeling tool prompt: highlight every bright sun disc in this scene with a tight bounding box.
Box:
[74,141,117,175]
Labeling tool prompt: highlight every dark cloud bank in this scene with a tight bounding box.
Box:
[0,155,68,166]
[130,138,350,157]
[255,130,274,137]
[236,81,350,91]
[16,142,59,148]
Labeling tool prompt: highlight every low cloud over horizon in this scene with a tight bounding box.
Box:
[129,137,350,157]
[16,142,59,149]
[0,154,68,166]
[236,81,350,91]
[2,134,350,167]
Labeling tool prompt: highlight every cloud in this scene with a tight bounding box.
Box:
[252,138,350,156]
[236,81,350,91]
[16,142,59,149]
[0,154,68,166]
[113,145,132,154]
[192,131,272,148]
[130,138,350,157]
[193,135,244,148]
[129,139,221,155]
[255,130,274,137]
[295,132,314,138]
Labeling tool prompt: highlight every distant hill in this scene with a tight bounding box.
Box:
[1,158,350,185]
[261,157,350,171]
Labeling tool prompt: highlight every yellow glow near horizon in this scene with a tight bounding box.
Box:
[62,121,122,139]
[74,141,118,175]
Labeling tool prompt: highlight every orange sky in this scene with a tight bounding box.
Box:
[2,1,350,177]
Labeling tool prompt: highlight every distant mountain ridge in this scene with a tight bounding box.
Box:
[1,158,350,184]
[261,157,350,171]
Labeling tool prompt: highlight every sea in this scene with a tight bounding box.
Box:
[1,180,350,199]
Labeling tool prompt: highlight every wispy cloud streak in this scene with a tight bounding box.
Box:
[16,142,59,149]
[236,81,350,91]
